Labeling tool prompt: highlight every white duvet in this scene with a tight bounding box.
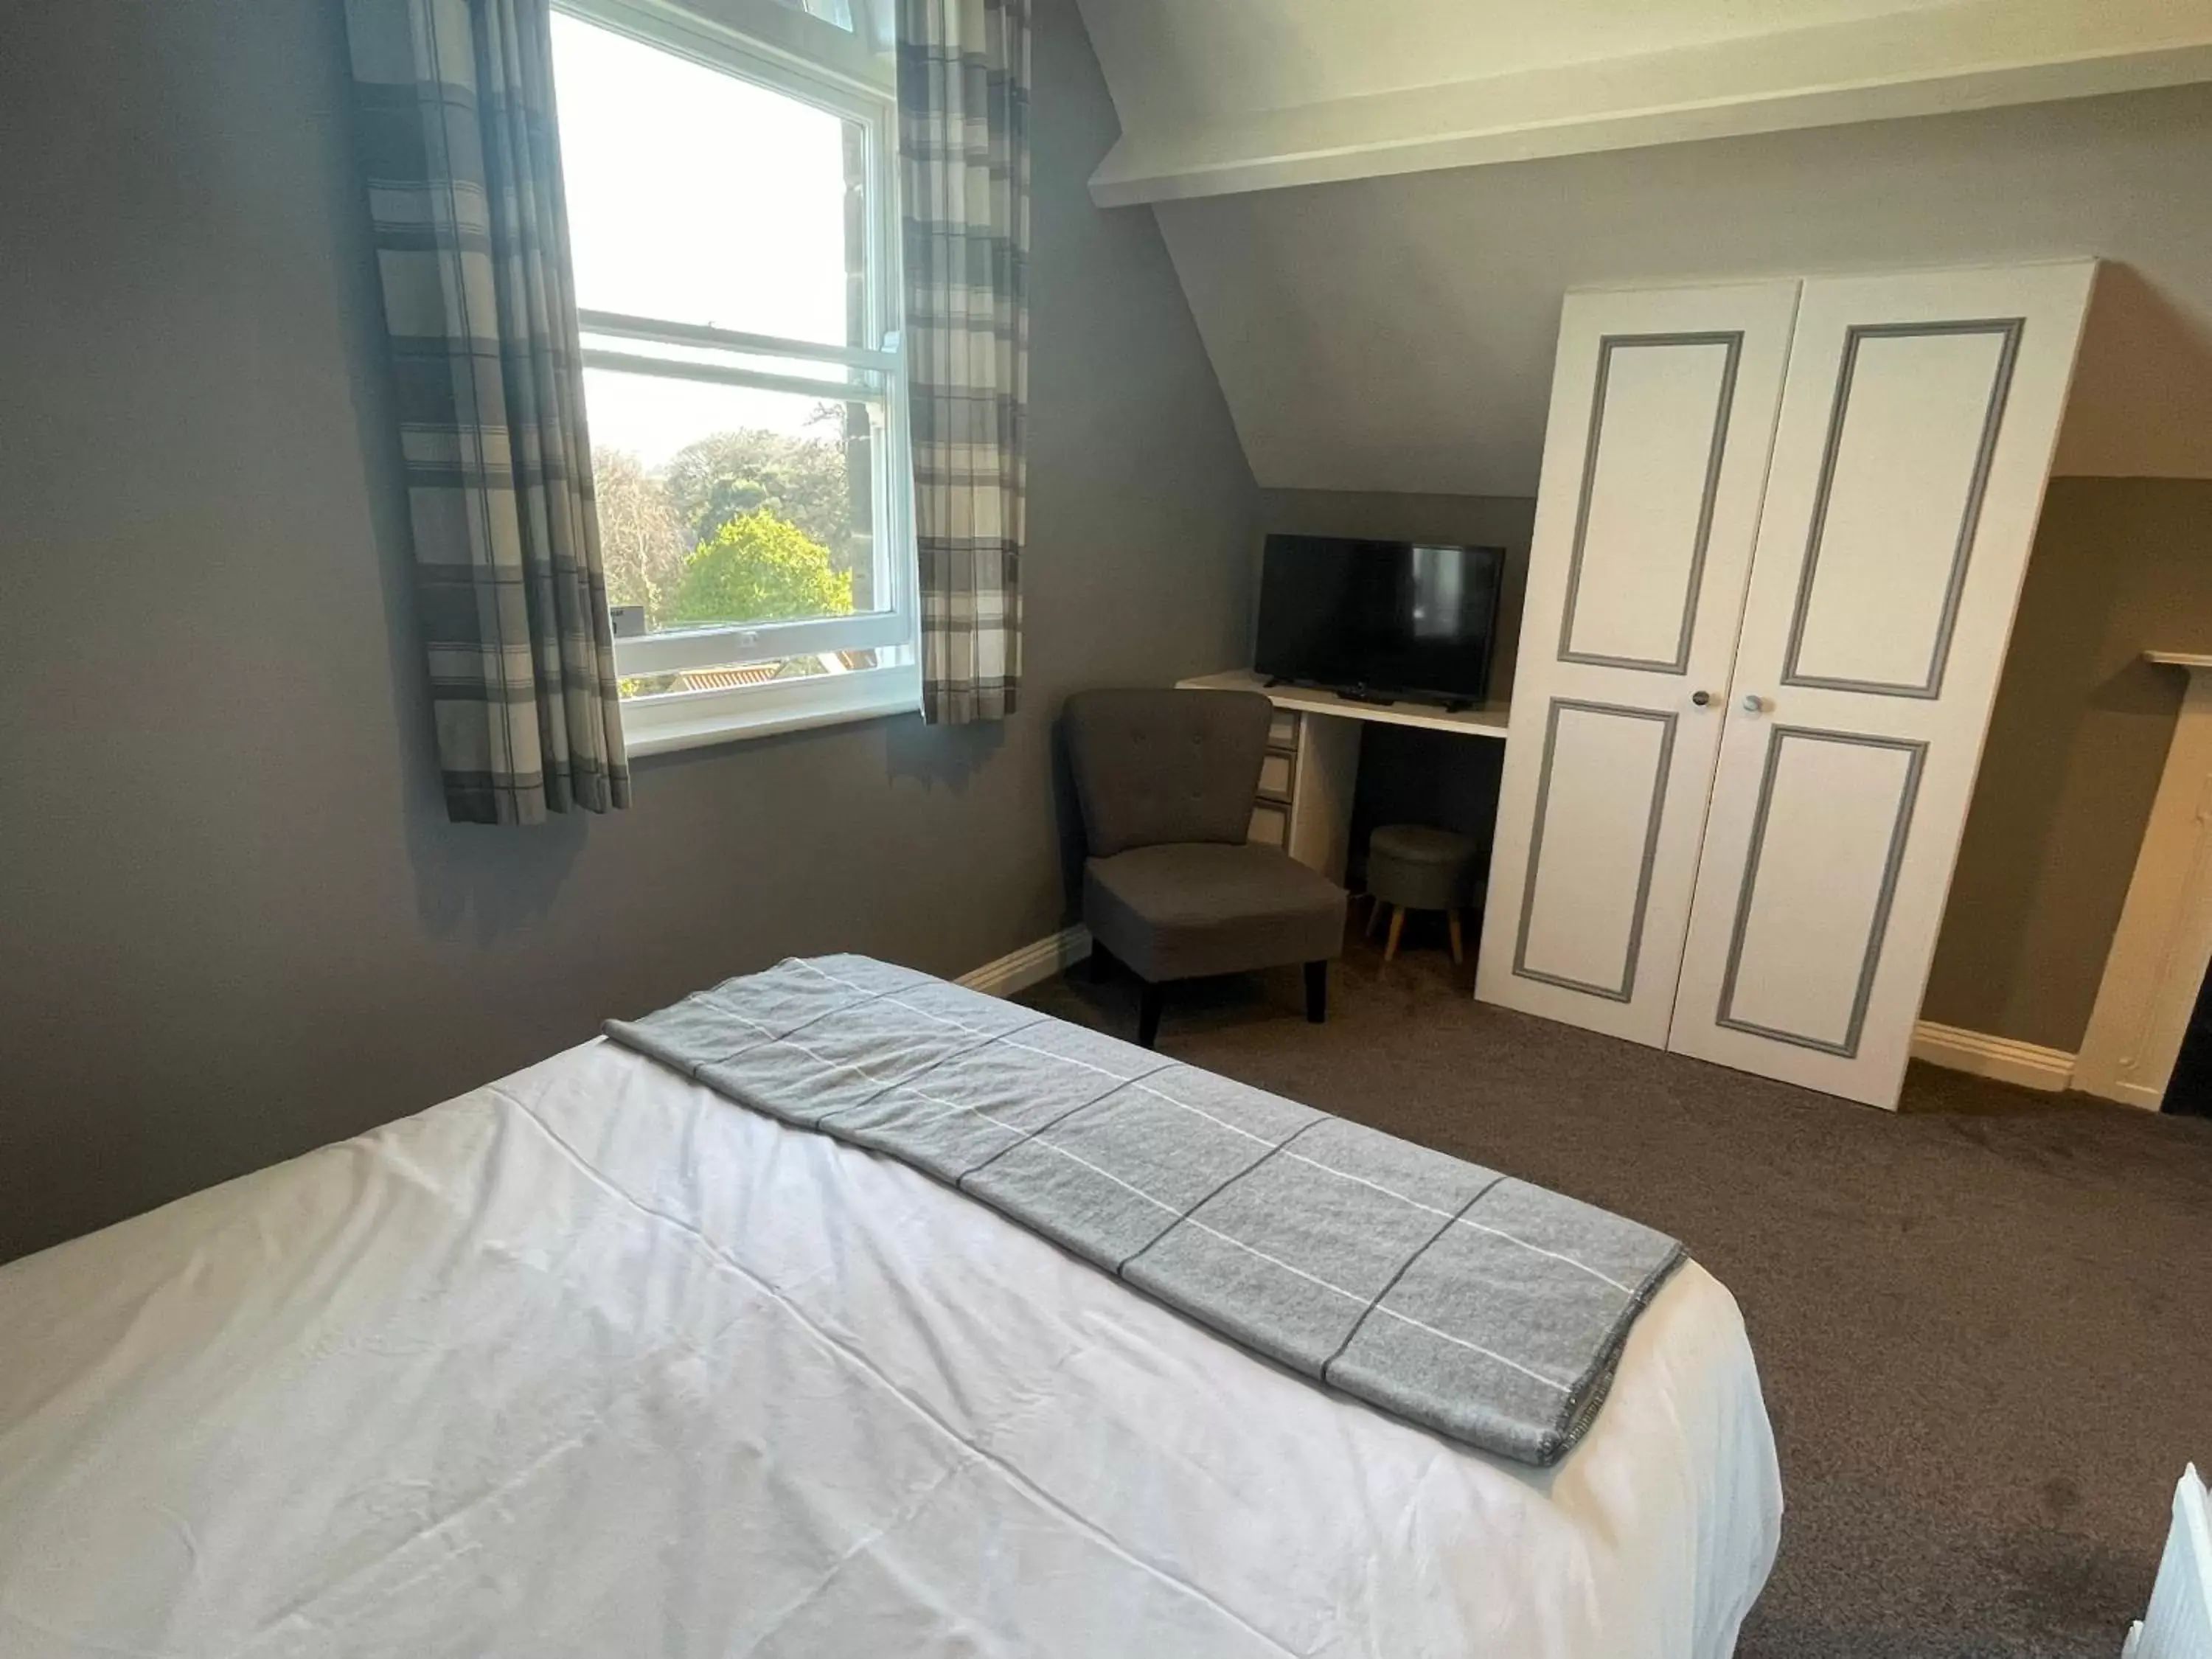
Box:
[0,1037,1780,1658]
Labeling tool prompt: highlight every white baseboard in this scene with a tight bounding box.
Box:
[1910,1020,2076,1093]
[2087,1076,2168,1111]
[959,925,1093,999]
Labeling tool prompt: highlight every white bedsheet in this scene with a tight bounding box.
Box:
[0,1037,1780,1658]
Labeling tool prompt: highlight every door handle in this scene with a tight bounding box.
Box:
[1742,692,1767,714]
[1691,689,1713,708]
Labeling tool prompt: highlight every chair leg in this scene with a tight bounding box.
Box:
[1447,909,1466,966]
[1383,906,1407,962]
[1366,897,1388,941]
[1304,960,1328,1024]
[1136,981,1164,1049]
[1088,937,1112,984]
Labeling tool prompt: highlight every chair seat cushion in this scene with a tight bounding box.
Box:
[1085,843,1347,984]
[1367,823,1481,911]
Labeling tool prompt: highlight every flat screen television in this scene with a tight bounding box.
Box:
[1253,535,1506,706]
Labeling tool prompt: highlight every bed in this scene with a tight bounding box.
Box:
[0,1009,1781,1658]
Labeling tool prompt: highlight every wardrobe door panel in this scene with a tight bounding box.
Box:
[1784,324,2020,694]
[1713,727,1925,1053]
[1669,261,2096,1107]
[1562,336,1739,670]
[1479,281,1800,1046]
[1514,700,1677,1000]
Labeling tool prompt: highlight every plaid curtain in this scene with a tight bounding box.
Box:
[898,0,1032,725]
[344,0,628,824]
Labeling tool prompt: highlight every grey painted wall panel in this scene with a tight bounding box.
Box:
[0,0,1256,1262]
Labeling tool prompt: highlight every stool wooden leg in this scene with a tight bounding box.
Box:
[1366,896,1388,941]
[1303,960,1327,1023]
[1383,906,1406,963]
[1447,909,1466,965]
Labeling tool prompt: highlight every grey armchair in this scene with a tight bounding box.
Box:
[1062,689,1348,1048]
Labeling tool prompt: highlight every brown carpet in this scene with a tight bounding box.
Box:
[1020,926,2212,1659]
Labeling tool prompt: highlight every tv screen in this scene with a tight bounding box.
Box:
[1253,535,1506,703]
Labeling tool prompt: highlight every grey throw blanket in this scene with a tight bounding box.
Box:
[606,955,1686,1467]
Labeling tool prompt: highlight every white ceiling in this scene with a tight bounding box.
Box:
[1145,82,2212,493]
[1077,0,2212,204]
[1081,0,1958,126]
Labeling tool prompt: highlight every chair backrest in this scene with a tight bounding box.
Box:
[1062,689,1271,858]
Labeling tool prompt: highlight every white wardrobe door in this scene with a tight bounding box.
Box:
[1478,280,1799,1045]
[1668,261,2096,1107]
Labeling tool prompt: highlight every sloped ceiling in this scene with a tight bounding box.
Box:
[1141,84,2212,493]
[1077,0,2212,204]
[1083,0,1959,125]
[1071,0,2212,492]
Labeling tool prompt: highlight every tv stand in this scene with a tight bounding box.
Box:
[1335,686,1399,708]
[1175,669,1512,884]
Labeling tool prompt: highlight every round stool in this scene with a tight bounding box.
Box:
[1365,824,1482,964]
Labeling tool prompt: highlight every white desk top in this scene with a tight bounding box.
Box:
[2145,651,2212,671]
[1177,669,1511,739]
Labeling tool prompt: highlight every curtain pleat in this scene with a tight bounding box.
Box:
[344,0,629,824]
[898,0,1032,725]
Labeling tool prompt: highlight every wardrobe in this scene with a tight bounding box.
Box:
[1475,261,2096,1110]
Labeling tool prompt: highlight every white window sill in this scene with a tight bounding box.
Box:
[621,661,921,758]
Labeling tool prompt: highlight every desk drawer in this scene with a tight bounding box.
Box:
[1248,801,1289,847]
[1257,750,1294,801]
[1267,708,1301,748]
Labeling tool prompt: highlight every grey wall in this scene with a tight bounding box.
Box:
[0,0,1258,1263]
[1924,477,2212,1052]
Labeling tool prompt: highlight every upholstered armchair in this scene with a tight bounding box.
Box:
[1062,689,1348,1048]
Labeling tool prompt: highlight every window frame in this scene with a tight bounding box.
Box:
[554,0,919,756]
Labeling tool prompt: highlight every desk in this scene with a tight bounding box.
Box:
[1176,669,1511,884]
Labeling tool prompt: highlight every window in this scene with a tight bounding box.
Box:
[551,1,914,754]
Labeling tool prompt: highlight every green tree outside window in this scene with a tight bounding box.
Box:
[593,411,862,633]
[667,508,853,627]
